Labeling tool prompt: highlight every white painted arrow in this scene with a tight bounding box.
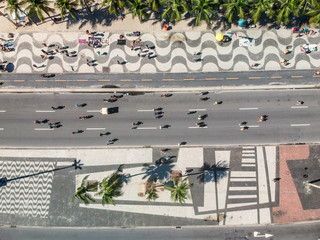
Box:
[253,231,273,238]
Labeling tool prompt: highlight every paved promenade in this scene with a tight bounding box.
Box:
[0,144,319,227]
[1,29,320,74]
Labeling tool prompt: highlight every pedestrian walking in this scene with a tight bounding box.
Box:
[146,44,149,49]
[42,43,47,47]
[138,53,140,57]
[147,53,151,60]
[117,60,121,64]
[33,64,38,68]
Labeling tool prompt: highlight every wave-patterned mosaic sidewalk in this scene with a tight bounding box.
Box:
[1,29,320,74]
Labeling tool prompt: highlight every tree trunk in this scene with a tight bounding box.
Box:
[0,10,18,28]
[84,1,92,14]
[44,10,57,24]
[18,7,38,26]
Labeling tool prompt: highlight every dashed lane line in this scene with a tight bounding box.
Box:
[239,107,259,110]
[248,77,261,79]
[137,109,154,112]
[98,79,110,82]
[86,128,106,130]
[0,128,4,130]
[14,80,25,82]
[77,80,88,82]
[205,78,216,80]
[188,109,207,111]
[55,80,67,82]
[34,128,54,131]
[184,78,195,81]
[35,80,46,82]
[120,79,131,82]
[162,79,175,81]
[312,75,320,78]
[290,123,310,127]
[136,127,157,130]
[271,76,282,78]
[188,126,208,129]
[226,77,239,80]
[291,76,303,78]
[0,110,6,112]
[248,125,260,128]
[87,110,100,113]
[35,110,55,113]
[141,79,152,81]
[291,106,309,109]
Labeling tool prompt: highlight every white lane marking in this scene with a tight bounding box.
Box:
[188,126,208,129]
[290,124,310,127]
[188,109,207,111]
[248,125,260,128]
[87,110,100,113]
[239,108,259,110]
[36,110,55,113]
[86,128,106,130]
[34,128,54,130]
[291,106,309,109]
[137,109,154,112]
[137,127,157,130]
[0,128,4,130]
[0,110,6,112]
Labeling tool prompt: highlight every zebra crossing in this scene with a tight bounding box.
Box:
[227,146,258,209]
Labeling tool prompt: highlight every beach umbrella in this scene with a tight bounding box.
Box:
[238,19,246,27]
[216,33,223,42]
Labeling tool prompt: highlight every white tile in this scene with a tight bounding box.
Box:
[176,147,203,169]
[242,154,256,157]
[224,209,258,225]
[241,164,256,167]
[230,177,256,182]
[242,158,256,163]
[265,146,277,202]
[259,208,271,224]
[230,171,256,177]
[198,179,216,212]
[257,147,269,204]
[229,186,256,191]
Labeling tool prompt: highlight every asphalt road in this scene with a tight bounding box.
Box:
[1,221,319,240]
[0,89,319,147]
[0,69,319,88]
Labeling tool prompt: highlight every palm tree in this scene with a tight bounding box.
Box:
[307,1,320,26]
[55,0,79,20]
[95,172,123,206]
[72,175,96,205]
[22,0,56,23]
[102,0,126,16]
[191,0,215,26]
[147,0,160,12]
[250,0,276,24]
[164,176,192,205]
[128,0,149,22]
[223,0,250,23]
[145,187,159,201]
[79,0,94,14]
[299,0,316,14]
[161,0,188,22]
[275,0,299,25]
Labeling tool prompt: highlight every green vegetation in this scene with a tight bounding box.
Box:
[5,0,320,27]
[164,176,192,205]
[72,175,96,205]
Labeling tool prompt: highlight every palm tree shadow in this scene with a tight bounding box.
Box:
[141,162,175,182]
[186,161,229,183]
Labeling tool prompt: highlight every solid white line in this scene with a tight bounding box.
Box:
[291,106,309,109]
[86,128,106,130]
[0,110,6,112]
[34,128,54,130]
[188,109,207,111]
[87,110,100,113]
[36,110,55,113]
[248,125,260,128]
[137,127,157,130]
[137,109,154,112]
[290,124,310,127]
[239,108,259,110]
[228,195,257,199]
[189,126,208,129]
